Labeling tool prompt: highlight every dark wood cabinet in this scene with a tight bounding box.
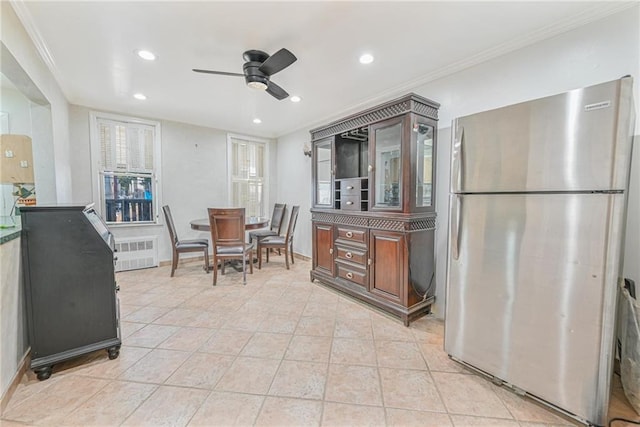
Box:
[310,93,439,325]
[312,222,334,277]
[20,204,121,380]
[369,230,405,303]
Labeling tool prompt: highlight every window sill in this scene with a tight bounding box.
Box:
[106,221,162,228]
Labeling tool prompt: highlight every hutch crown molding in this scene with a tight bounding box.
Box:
[310,93,439,325]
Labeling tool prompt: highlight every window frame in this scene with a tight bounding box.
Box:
[89,111,162,226]
[226,133,270,218]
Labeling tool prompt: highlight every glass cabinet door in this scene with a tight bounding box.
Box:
[371,118,403,209]
[314,139,333,207]
[415,124,434,207]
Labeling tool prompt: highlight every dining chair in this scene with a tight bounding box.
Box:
[208,207,255,285]
[257,205,300,270]
[249,203,286,246]
[162,205,210,277]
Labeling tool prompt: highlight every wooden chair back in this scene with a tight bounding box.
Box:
[162,205,179,245]
[270,203,287,233]
[208,207,246,248]
[285,205,300,243]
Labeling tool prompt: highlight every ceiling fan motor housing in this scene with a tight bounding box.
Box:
[243,62,269,90]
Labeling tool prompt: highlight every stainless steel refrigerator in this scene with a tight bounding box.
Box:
[444,77,635,426]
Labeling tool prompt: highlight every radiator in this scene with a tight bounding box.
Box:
[114,236,158,272]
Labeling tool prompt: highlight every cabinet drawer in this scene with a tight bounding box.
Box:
[336,226,367,245]
[336,262,367,287]
[341,195,361,210]
[340,179,361,195]
[335,245,367,266]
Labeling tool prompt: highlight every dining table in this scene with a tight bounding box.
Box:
[189,216,269,232]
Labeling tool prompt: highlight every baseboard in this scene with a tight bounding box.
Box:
[0,350,30,414]
[293,252,311,262]
[158,251,311,267]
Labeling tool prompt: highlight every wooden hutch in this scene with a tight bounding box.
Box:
[310,93,439,325]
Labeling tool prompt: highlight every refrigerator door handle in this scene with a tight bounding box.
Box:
[452,126,464,192]
[452,195,462,260]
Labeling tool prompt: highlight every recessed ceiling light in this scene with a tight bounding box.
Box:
[359,53,374,64]
[290,95,301,103]
[253,118,262,124]
[136,50,156,61]
[133,93,147,100]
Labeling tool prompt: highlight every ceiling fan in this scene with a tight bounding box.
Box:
[193,48,297,100]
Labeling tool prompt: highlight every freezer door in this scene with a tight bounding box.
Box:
[451,77,634,193]
[444,193,626,425]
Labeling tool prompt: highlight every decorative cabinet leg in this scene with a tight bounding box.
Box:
[35,366,52,381]
[107,346,121,360]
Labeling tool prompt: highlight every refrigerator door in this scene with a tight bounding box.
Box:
[445,192,626,425]
[451,77,634,193]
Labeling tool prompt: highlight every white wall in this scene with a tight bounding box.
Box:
[0,1,71,402]
[68,105,277,263]
[275,129,313,257]
[1,3,70,202]
[277,6,640,318]
[0,87,31,133]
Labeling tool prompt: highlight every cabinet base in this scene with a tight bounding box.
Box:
[30,338,122,380]
[311,271,433,326]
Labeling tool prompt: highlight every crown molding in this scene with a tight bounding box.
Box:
[9,0,61,87]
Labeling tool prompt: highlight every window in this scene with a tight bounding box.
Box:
[90,112,161,225]
[228,134,269,218]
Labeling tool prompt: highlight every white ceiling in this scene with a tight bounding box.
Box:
[11,1,634,138]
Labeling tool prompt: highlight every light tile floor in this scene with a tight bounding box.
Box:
[2,257,638,426]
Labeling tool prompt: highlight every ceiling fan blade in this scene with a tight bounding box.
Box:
[266,80,289,100]
[259,48,297,76]
[192,69,244,77]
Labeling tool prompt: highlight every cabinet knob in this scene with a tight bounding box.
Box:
[345,252,353,259]
[346,272,353,279]
[368,164,373,172]
[346,201,353,205]
[347,186,354,190]
[345,231,353,238]
[329,248,333,254]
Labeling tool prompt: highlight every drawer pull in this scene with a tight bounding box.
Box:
[346,201,353,205]
[346,272,353,279]
[346,185,354,190]
[345,252,353,259]
[346,231,353,238]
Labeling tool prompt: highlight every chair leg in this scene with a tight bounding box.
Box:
[203,248,210,273]
[170,250,178,277]
[249,250,254,274]
[242,254,247,285]
[221,261,226,275]
[258,245,262,269]
[266,248,270,263]
[284,247,290,270]
[290,242,295,265]
[212,256,218,286]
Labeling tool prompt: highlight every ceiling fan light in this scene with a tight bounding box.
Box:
[247,81,268,90]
